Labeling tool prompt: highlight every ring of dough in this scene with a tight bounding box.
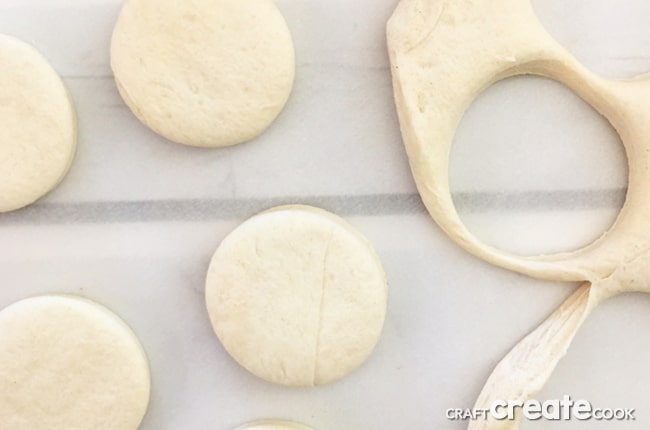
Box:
[206,205,387,387]
[0,295,151,430]
[387,0,650,283]
[234,419,315,430]
[0,35,77,213]
[111,0,295,148]
[389,1,650,429]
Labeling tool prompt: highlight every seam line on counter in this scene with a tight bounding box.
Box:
[0,188,626,225]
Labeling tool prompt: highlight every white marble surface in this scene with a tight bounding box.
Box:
[1,0,650,429]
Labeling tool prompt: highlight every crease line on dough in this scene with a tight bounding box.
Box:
[312,231,334,385]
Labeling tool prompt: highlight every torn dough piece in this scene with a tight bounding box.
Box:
[0,296,151,430]
[111,0,295,148]
[206,205,388,387]
[0,35,77,213]
[234,420,315,430]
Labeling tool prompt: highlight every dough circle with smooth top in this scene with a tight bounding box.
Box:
[206,205,388,387]
[0,35,77,213]
[0,295,151,430]
[111,0,295,148]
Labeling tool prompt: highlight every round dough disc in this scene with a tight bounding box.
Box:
[111,0,295,148]
[0,296,151,430]
[235,420,315,430]
[0,35,77,213]
[206,205,388,387]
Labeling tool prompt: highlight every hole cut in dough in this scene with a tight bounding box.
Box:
[0,35,77,213]
[206,205,388,387]
[0,295,151,430]
[450,76,626,256]
[388,0,650,428]
[234,420,315,430]
[111,0,295,148]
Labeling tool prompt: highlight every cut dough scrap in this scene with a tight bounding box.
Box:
[234,419,315,430]
[387,0,650,282]
[111,0,295,148]
[388,1,650,429]
[206,205,387,387]
[0,35,77,213]
[0,295,151,430]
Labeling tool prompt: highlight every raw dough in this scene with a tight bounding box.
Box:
[0,35,77,213]
[234,419,315,430]
[387,0,647,282]
[205,205,387,387]
[0,295,150,430]
[388,0,650,429]
[111,0,295,148]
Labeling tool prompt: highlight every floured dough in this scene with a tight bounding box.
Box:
[0,295,150,430]
[0,35,77,213]
[388,1,650,429]
[234,419,315,430]
[111,0,295,148]
[206,205,387,387]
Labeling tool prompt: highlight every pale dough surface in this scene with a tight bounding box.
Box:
[388,1,650,429]
[234,420,315,430]
[206,205,387,387]
[0,295,150,430]
[0,34,77,213]
[388,0,650,282]
[111,0,295,148]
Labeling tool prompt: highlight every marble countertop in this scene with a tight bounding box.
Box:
[1,0,649,429]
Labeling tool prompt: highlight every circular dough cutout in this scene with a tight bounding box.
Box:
[0,295,150,430]
[111,0,295,148]
[234,419,315,430]
[206,205,388,387]
[0,35,77,213]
